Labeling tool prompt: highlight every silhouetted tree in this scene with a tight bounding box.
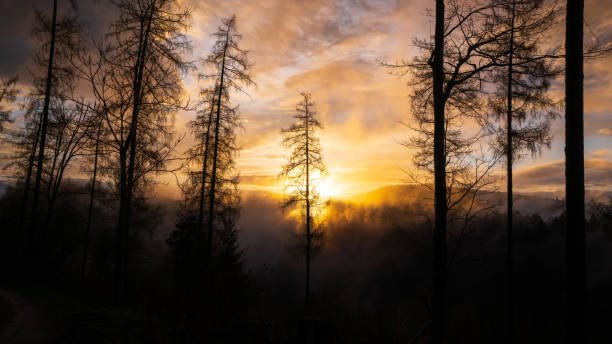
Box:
[181,84,234,251]
[9,97,43,236]
[42,101,93,236]
[203,15,253,265]
[565,0,585,341]
[279,92,327,310]
[84,0,191,301]
[171,78,242,291]
[81,113,104,280]
[6,98,94,249]
[0,76,18,132]
[168,79,244,318]
[590,198,612,238]
[382,1,517,341]
[432,2,446,341]
[30,0,82,244]
[194,87,218,240]
[486,1,560,340]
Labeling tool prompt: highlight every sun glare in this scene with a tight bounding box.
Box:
[317,177,340,199]
[281,172,342,200]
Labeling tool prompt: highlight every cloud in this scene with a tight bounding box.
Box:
[0,0,115,78]
[514,159,612,191]
[591,149,609,158]
[598,128,612,135]
[3,0,612,196]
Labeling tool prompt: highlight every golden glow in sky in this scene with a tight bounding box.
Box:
[168,0,612,198]
[9,0,608,198]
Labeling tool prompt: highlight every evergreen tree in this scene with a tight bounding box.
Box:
[279,92,327,310]
[203,15,253,265]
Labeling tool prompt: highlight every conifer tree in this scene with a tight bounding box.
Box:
[203,15,253,265]
[279,92,326,310]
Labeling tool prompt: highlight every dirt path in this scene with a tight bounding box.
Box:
[0,289,54,344]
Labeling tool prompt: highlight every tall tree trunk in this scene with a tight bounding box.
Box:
[114,7,153,301]
[506,1,516,342]
[30,0,58,246]
[207,28,230,266]
[20,118,43,235]
[565,0,585,342]
[43,128,63,239]
[82,124,101,280]
[198,103,215,234]
[304,97,311,311]
[115,150,128,302]
[432,0,447,343]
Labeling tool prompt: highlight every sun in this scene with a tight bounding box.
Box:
[279,170,342,200]
[317,177,340,199]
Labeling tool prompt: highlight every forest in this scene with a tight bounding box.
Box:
[0,0,611,343]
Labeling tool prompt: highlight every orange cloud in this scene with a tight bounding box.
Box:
[514,159,612,192]
[591,149,609,158]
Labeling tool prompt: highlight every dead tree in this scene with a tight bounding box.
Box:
[169,83,241,294]
[106,0,189,301]
[10,98,43,234]
[30,0,82,243]
[203,15,254,265]
[486,1,560,340]
[76,0,191,301]
[279,92,327,311]
[81,114,104,280]
[0,76,18,132]
[381,1,516,341]
[42,100,93,238]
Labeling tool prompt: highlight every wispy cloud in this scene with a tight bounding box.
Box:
[514,159,612,192]
[2,0,612,195]
[598,128,612,135]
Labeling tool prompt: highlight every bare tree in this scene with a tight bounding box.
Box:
[565,0,585,341]
[431,2,446,341]
[203,15,254,265]
[589,198,612,237]
[279,92,326,310]
[6,96,92,249]
[486,1,560,340]
[0,77,18,132]
[42,100,94,239]
[8,98,43,235]
[79,0,191,301]
[381,1,516,341]
[30,0,82,242]
[194,87,218,240]
[81,114,104,280]
[168,82,242,294]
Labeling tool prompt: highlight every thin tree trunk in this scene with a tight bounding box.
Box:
[432,0,447,343]
[30,0,58,246]
[565,0,585,342]
[197,102,215,234]
[114,150,128,302]
[114,6,153,301]
[43,128,64,239]
[20,118,43,235]
[207,28,230,266]
[82,124,101,280]
[506,1,516,342]
[304,97,311,311]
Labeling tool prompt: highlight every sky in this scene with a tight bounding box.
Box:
[1,0,611,198]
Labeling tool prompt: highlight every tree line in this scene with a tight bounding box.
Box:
[380,0,609,342]
[0,0,610,342]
